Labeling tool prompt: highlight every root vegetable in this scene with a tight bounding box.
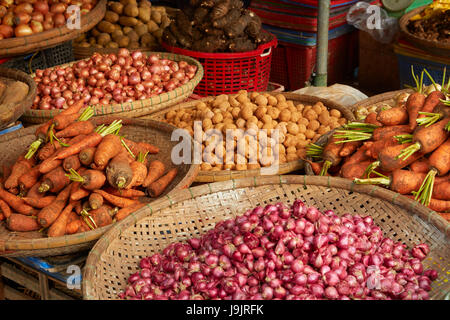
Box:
[6,214,40,232]
[147,168,178,197]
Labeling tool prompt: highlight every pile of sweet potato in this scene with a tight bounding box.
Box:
[0,100,178,236]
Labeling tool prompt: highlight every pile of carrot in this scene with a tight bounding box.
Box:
[306,68,450,220]
[0,100,179,236]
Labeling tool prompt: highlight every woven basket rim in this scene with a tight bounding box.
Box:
[22,52,204,122]
[399,5,450,55]
[82,174,450,299]
[0,0,107,58]
[350,89,413,111]
[148,92,355,182]
[0,67,37,130]
[0,116,199,256]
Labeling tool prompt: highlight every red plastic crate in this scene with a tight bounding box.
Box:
[161,36,278,97]
[270,30,359,90]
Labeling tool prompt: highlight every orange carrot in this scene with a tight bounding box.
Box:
[142,160,165,188]
[67,169,106,190]
[365,136,400,160]
[340,161,372,180]
[122,138,159,156]
[4,156,35,190]
[38,157,63,174]
[377,106,409,126]
[1,165,11,184]
[79,147,96,166]
[115,202,146,221]
[0,186,37,215]
[147,168,178,198]
[0,212,4,221]
[364,112,382,126]
[37,141,59,161]
[320,136,344,176]
[372,125,412,141]
[93,134,123,168]
[6,214,40,232]
[355,169,427,194]
[127,152,148,189]
[339,141,362,158]
[88,192,103,210]
[62,155,81,172]
[105,152,134,189]
[427,198,450,213]
[405,92,426,130]
[87,206,113,228]
[26,182,43,199]
[103,186,146,198]
[22,196,56,209]
[47,200,76,237]
[410,158,430,174]
[378,143,425,172]
[420,91,446,114]
[93,189,140,208]
[37,183,72,227]
[59,99,85,116]
[55,121,95,138]
[25,120,53,160]
[432,181,450,201]
[18,166,41,193]
[0,199,12,219]
[52,112,81,130]
[70,180,90,201]
[39,166,70,193]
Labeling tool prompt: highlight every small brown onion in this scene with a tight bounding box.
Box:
[178,61,188,69]
[35,69,44,77]
[113,94,123,103]
[49,72,58,81]
[53,13,65,27]
[97,63,108,72]
[142,80,154,89]
[67,99,75,106]
[80,68,90,78]
[99,98,110,105]
[42,76,50,85]
[89,67,98,76]
[161,73,170,82]
[50,3,66,14]
[141,69,151,81]
[62,90,73,100]
[103,57,113,66]
[148,54,159,64]
[87,77,97,87]
[30,20,44,33]
[124,56,133,67]
[33,95,40,104]
[41,86,51,96]
[76,60,87,69]
[172,70,185,81]
[65,72,74,81]
[120,75,128,86]
[96,78,107,88]
[39,100,51,110]
[95,72,105,80]
[117,56,126,66]
[151,74,161,84]
[126,67,137,76]
[59,83,68,92]
[57,76,65,83]
[169,61,179,72]
[108,69,120,82]
[54,97,65,109]
[111,64,121,72]
[135,83,145,93]
[90,96,99,105]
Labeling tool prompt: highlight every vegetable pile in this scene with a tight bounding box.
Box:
[119,200,438,300]
[407,1,449,43]
[74,0,171,50]
[0,100,179,235]
[32,48,198,110]
[161,91,347,171]
[306,68,450,218]
[162,0,272,53]
[0,0,97,39]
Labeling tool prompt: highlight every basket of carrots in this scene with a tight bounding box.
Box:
[0,100,199,257]
[305,67,450,221]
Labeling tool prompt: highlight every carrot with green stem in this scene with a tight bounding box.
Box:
[410,157,430,173]
[24,120,53,160]
[396,117,449,161]
[341,160,374,180]
[405,67,427,130]
[415,101,450,127]
[354,169,427,194]
[26,181,43,199]
[70,182,90,201]
[37,183,72,227]
[148,168,178,198]
[82,206,114,228]
[53,120,123,161]
[142,160,166,188]
[127,152,148,189]
[93,189,140,208]
[39,166,70,193]
[93,133,124,168]
[66,168,106,190]
[339,141,362,157]
[364,112,382,126]
[418,69,447,114]
[62,155,81,172]
[18,166,41,194]
[432,181,450,201]
[54,107,95,138]
[372,125,412,141]
[305,143,323,159]
[121,137,159,155]
[318,136,344,176]
[332,122,378,144]
[412,138,450,206]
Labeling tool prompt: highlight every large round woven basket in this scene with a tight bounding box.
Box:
[0,117,199,258]
[82,175,450,300]
[20,52,204,124]
[399,5,450,57]
[0,67,37,130]
[144,92,355,182]
[0,0,107,59]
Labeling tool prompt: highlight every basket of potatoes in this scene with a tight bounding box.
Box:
[145,91,355,183]
[73,0,176,59]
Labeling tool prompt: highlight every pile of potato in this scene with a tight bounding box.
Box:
[74,0,172,50]
[162,91,348,172]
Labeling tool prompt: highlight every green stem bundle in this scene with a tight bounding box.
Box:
[305,143,324,158]
[394,134,413,144]
[412,169,437,206]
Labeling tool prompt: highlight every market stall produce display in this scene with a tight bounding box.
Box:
[162,0,272,53]
[149,91,352,181]
[82,176,449,300]
[73,0,173,58]
[0,0,107,58]
[305,69,450,218]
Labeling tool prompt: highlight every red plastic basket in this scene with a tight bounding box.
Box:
[270,30,359,90]
[161,36,278,96]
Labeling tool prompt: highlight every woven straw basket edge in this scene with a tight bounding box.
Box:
[82,174,450,300]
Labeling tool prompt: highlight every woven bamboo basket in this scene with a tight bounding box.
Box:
[144,92,355,182]
[0,0,107,59]
[0,67,37,130]
[399,5,450,57]
[82,175,450,300]
[72,6,180,60]
[20,52,203,124]
[0,117,199,258]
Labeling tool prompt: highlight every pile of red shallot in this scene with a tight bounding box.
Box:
[119,200,438,300]
[32,48,198,110]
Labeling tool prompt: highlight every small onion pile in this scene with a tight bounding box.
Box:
[0,0,96,39]
[119,200,438,300]
[32,48,198,110]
